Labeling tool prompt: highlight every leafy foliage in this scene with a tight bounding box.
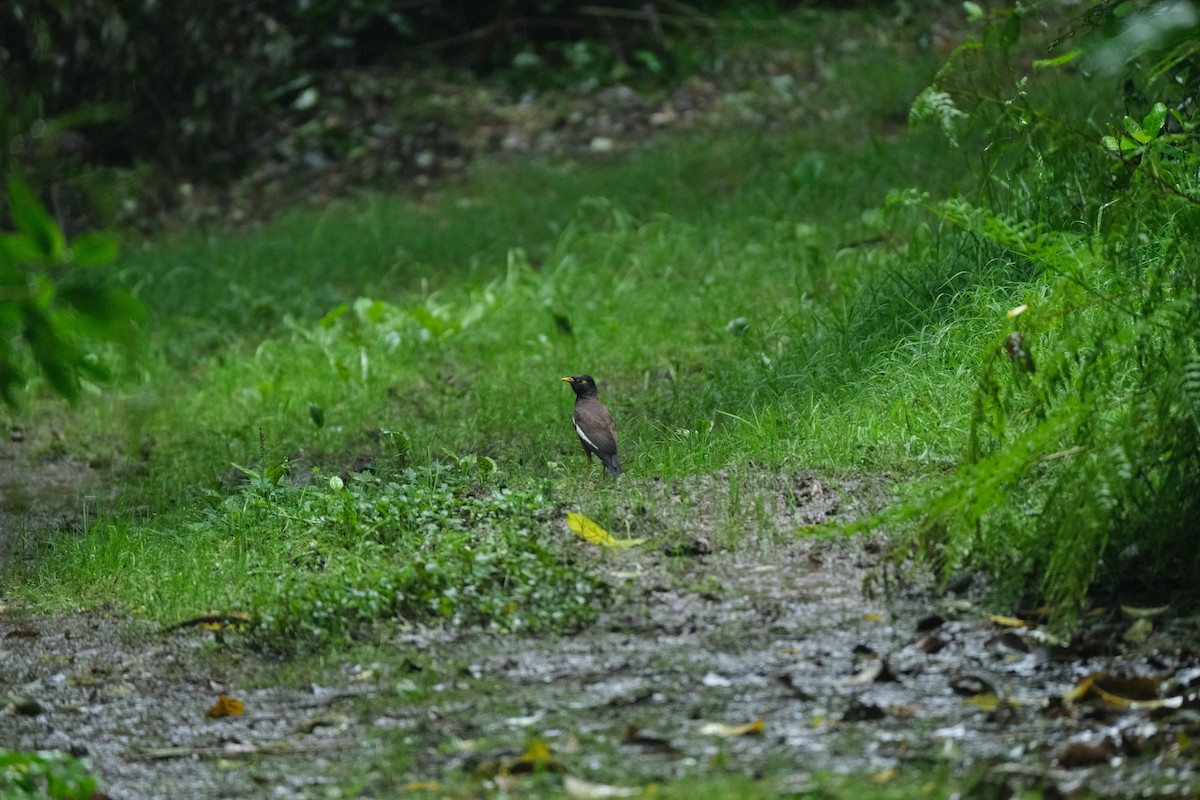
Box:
[0,176,143,405]
[0,1,729,184]
[882,0,1200,613]
[197,463,610,651]
[0,749,98,800]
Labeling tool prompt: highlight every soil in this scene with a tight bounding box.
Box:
[4,469,1199,799]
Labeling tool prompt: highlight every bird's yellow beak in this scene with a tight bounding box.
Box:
[561,376,574,383]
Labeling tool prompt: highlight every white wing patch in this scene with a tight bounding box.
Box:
[574,418,600,450]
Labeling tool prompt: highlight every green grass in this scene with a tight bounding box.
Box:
[10,0,1195,638]
[3,52,997,632]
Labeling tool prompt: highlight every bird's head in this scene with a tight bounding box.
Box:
[561,374,599,398]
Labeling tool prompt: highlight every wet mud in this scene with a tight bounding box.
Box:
[3,472,1199,798]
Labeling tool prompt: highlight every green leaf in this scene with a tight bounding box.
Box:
[963,1,983,21]
[22,302,80,402]
[58,286,147,326]
[1033,49,1082,69]
[999,11,1021,50]
[7,177,66,260]
[410,305,449,337]
[1140,102,1167,138]
[69,232,120,266]
[0,231,45,265]
[0,361,23,406]
[319,303,350,329]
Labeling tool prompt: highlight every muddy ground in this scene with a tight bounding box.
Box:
[3,470,1199,799]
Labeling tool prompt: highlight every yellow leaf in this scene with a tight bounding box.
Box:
[698,718,765,737]
[206,694,244,718]
[982,611,1029,628]
[403,781,442,791]
[1062,675,1094,704]
[871,768,899,784]
[1063,671,1181,710]
[567,513,645,548]
[501,739,567,775]
[521,740,553,764]
[964,693,1001,711]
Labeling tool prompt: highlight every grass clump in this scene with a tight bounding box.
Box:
[22,458,608,651]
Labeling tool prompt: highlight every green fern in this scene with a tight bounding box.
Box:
[873,3,1200,616]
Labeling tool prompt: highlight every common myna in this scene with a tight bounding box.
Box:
[561,374,622,478]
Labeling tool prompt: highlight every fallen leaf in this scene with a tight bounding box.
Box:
[621,726,680,755]
[950,675,997,697]
[1064,672,1182,710]
[403,781,442,791]
[1123,618,1153,644]
[965,693,1002,711]
[504,739,567,775]
[567,513,645,548]
[297,713,348,734]
[1120,604,1170,618]
[698,718,765,737]
[871,767,899,784]
[3,628,39,641]
[982,611,1030,628]
[206,694,244,718]
[1056,740,1115,767]
[563,774,644,799]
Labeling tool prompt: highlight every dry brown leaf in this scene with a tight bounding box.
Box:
[1056,740,1115,768]
[206,694,244,718]
[3,627,40,641]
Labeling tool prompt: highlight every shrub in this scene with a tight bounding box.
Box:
[0,175,143,404]
[882,1,1200,614]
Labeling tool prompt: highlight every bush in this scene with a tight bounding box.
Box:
[882,1,1200,614]
[0,175,143,404]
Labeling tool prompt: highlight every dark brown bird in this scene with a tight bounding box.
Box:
[561,374,622,478]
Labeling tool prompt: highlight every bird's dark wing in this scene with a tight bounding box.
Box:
[573,398,618,457]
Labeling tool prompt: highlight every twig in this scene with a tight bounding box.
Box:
[578,5,718,28]
[128,739,356,762]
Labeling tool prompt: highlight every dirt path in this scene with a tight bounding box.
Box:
[4,473,1198,798]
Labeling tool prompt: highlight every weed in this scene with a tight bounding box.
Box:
[0,749,98,800]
